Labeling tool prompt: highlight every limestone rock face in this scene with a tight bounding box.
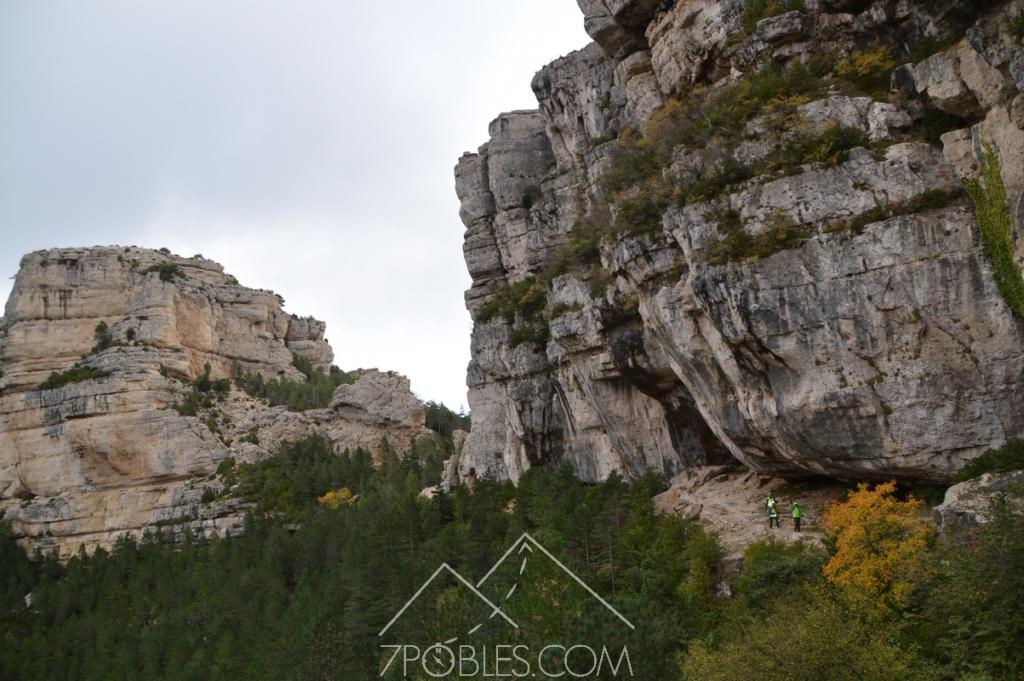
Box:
[0,247,427,557]
[451,0,1024,486]
[653,466,842,558]
[935,470,1024,529]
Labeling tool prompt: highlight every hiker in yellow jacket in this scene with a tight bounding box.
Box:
[767,495,780,529]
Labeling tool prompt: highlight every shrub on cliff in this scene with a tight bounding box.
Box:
[952,440,1024,482]
[38,364,111,391]
[476,277,551,351]
[233,355,354,412]
[740,0,806,35]
[142,262,185,282]
[964,148,1024,320]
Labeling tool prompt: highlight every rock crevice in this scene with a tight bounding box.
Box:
[450,0,1024,486]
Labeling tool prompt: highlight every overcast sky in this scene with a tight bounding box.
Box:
[0,1,589,409]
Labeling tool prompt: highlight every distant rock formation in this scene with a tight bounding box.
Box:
[0,246,428,557]
[449,0,1024,486]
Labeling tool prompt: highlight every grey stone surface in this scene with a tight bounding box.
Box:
[935,470,1024,529]
[0,247,428,557]
[450,0,1024,488]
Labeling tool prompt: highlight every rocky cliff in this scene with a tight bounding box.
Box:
[450,0,1024,486]
[0,246,428,557]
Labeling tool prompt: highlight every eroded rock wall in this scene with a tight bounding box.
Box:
[451,0,1024,485]
[0,247,428,557]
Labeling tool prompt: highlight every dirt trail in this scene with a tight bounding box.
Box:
[654,466,847,559]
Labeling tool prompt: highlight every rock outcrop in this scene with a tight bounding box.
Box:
[0,247,428,557]
[935,469,1024,529]
[653,465,841,558]
[451,0,1024,486]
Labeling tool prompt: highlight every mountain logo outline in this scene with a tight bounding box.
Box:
[378,531,635,638]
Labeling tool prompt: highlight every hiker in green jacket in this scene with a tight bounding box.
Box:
[791,503,803,532]
[768,502,780,529]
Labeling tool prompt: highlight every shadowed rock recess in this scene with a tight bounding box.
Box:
[448,0,1024,486]
[0,247,428,557]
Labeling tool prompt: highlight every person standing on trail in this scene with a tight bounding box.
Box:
[791,503,803,532]
[767,500,780,529]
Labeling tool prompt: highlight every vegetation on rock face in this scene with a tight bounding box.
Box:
[964,149,1024,321]
[92,321,113,353]
[952,440,1024,482]
[233,354,354,412]
[834,46,896,97]
[476,276,551,350]
[38,364,111,391]
[142,262,185,282]
[740,0,806,35]
[825,187,959,235]
[706,209,809,264]
[774,124,869,170]
[485,45,913,329]
[172,362,230,416]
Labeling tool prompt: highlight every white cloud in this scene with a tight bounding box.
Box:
[0,0,590,408]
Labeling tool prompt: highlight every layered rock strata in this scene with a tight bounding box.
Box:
[0,247,427,557]
[450,0,1024,485]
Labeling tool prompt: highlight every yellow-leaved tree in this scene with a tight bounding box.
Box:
[317,487,356,509]
[822,481,933,608]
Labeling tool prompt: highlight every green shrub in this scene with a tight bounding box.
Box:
[543,213,611,295]
[683,157,754,204]
[93,321,113,353]
[509,321,551,350]
[38,365,111,390]
[1009,12,1024,39]
[477,277,547,325]
[683,588,939,680]
[917,104,968,145]
[706,210,809,264]
[476,277,551,351]
[908,34,960,63]
[216,457,236,476]
[549,301,583,318]
[734,538,827,610]
[613,181,674,233]
[241,427,260,445]
[834,46,896,97]
[922,489,1024,678]
[233,356,354,412]
[143,262,185,282]
[602,129,663,195]
[775,125,869,169]
[964,149,1024,320]
[521,184,543,210]
[952,440,1024,482]
[827,188,958,235]
[172,363,230,416]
